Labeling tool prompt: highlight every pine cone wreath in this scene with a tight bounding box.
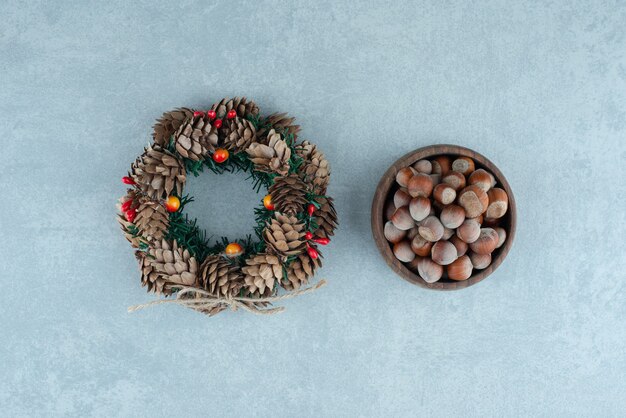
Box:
[282,252,322,291]
[131,145,186,200]
[296,140,330,195]
[222,118,256,152]
[268,174,308,215]
[246,129,291,175]
[264,213,306,257]
[152,107,194,147]
[122,99,336,317]
[313,197,338,239]
[173,116,218,160]
[142,239,198,294]
[133,199,169,242]
[211,97,259,119]
[242,253,283,297]
[199,255,244,297]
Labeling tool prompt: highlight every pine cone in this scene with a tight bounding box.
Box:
[297,140,330,195]
[268,174,308,215]
[173,116,218,160]
[222,118,257,152]
[259,113,301,139]
[211,97,259,119]
[131,145,186,200]
[282,252,322,291]
[133,199,169,242]
[264,213,306,257]
[246,129,291,175]
[118,216,144,248]
[242,253,283,297]
[152,108,194,147]
[141,240,198,294]
[314,197,338,239]
[136,251,169,294]
[199,255,244,297]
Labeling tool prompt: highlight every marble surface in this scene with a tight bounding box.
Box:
[1,1,625,416]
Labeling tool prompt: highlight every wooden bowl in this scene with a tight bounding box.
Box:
[371,144,516,290]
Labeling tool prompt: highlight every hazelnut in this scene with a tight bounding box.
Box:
[469,228,499,255]
[485,188,508,219]
[411,234,433,257]
[417,257,443,283]
[390,206,415,230]
[409,197,431,222]
[429,173,442,186]
[469,252,492,269]
[407,173,434,197]
[413,159,432,174]
[451,157,475,176]
[456,219,481,243]
[447,255,473,281]
[393,188,411,208]
[418,216,444,242]
[406,256,423,273]
[407,226,420,240]
[431,241,458,265]
[468,169,495,192]
[384,221,407,244]
[440,204,465,229]
[458,185,489,218]
[396,167,417,188]
[450,235,468,257]
[433,183,456,205]
[442,171,466,191]
[494,227,507,248]
[393,240,415,263]
[431,156,451,175]
[384,200,396,221]
[442,227,455,240]
[470,214,484,225]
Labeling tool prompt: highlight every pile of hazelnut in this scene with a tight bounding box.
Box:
[384,155,509,283]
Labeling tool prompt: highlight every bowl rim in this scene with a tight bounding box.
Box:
[370,144,517,290]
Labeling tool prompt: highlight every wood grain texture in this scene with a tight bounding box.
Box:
[371,144,517,290]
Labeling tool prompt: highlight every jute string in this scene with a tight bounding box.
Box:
[128,279,327,315]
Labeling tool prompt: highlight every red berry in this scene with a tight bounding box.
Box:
[307,244,319,260]
[307,204,316,216]
[304,231,313,240]
[122,176,135,185]
[193,110,204,118]
[212,148,229,163]
[121,199,133,212]
[207,110,217,120]
[213,119,223,129]
[313,237,330,245]
[227,109,236,119]
[125,209,137,222]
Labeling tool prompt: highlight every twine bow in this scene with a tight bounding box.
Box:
[128,279,327,316]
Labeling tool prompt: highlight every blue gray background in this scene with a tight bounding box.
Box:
[1,1,625,417]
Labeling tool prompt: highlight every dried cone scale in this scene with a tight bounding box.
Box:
[246,129,291,175]
[141,240,198,294]
[264,213,306,257]
[223,118,257,152]
[268,174,308,215]
[152,107,194,147]
[283,252,322,291]
[199,255,244,297]
[133,199,169,242]
[313,197,338,239]
[211,97,259,119]
[173,116,218,160]
[131,145,186,200]
[297,140,331,195]
[242,253,283,297]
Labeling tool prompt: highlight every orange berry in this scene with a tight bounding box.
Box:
[263,194,275,210]
[224,242,244,257]
[213,148,229,163]
[165,196,180,212]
